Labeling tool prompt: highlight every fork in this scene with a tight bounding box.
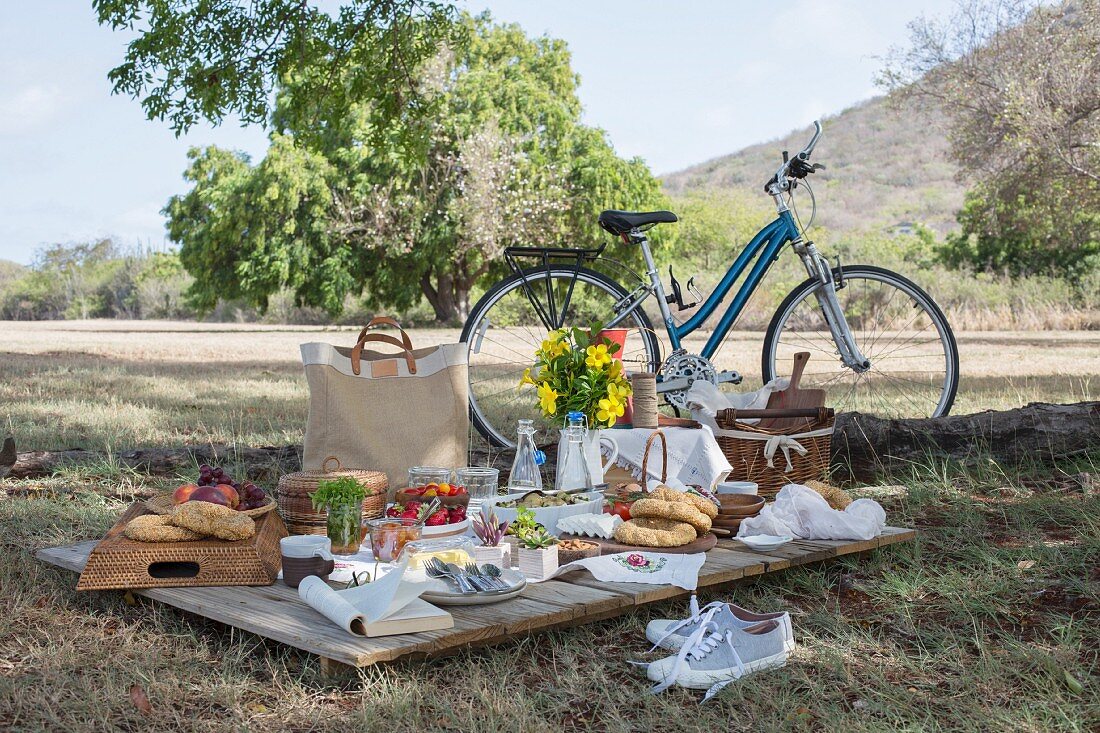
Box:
[464,562,504,590]
[425,558,476,593]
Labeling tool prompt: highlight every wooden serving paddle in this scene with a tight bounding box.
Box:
[759,352,827,430]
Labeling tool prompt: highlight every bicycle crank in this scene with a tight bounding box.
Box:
[657,351,741,410]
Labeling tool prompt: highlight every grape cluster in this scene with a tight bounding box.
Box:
[197,464,268,511]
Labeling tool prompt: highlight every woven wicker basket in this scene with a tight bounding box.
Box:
[76,501,286,590]
[714,407,834,499]
[276,456,388,536]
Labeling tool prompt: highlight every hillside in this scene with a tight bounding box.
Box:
[662,95,966,235]
[0,259,25,286]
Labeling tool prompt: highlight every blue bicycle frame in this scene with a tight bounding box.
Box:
[632,210,802,357]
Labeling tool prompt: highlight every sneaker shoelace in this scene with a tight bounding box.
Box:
[648,620,745,695]
[646,596,727,653]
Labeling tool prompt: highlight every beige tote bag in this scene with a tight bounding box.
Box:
[301,317,469,489]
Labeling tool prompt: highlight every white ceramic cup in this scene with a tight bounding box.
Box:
[280,534,334,560]
[716,481,759,495]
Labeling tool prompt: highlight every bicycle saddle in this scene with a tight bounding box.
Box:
[598,209,678,236]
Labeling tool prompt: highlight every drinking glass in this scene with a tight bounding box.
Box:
[365,517,423,562]
[455,467,499,499]
[407,466,451,489]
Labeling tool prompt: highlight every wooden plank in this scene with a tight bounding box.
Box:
[36,527,918,669]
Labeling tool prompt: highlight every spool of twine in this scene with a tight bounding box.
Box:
[631,372,659,428]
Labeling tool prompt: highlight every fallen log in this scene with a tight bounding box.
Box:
[8,444,302,482]
[6,402,1098,483]
[832,401,1100,482]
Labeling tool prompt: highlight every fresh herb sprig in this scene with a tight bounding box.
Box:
[310,477,366,511]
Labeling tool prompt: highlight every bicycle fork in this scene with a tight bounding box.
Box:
[794,241,871,372]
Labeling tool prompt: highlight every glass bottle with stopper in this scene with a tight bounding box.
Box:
[509,419,544,490]
[555,424,593,492]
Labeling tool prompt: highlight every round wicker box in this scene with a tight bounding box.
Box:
[276,456,388,536]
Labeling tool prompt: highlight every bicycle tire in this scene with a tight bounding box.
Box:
[461,265,661,447]
[761,264,959,418]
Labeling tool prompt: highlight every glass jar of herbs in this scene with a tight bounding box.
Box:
[310,476,366,555]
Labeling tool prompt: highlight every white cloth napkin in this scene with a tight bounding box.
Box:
[534,551,706,590]
[737,483,886,541]
[603,426,731,490]
[685,378,789,429]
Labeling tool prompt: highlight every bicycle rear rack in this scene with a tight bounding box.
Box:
[503,245,607,332]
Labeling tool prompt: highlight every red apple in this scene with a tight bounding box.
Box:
[187,485,237,508]
[172,483,199,504]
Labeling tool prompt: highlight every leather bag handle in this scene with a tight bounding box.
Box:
[355,316,413,352]
[350,334,417,376]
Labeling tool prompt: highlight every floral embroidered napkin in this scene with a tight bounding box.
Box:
[532,551,706,590]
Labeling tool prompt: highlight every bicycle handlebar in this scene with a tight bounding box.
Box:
[765,120,823,194]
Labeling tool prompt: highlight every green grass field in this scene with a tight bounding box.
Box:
[0,321,1097,731]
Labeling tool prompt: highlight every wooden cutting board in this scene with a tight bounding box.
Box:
[760,352,827,430]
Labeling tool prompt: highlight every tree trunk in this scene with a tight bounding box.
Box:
[420,269,459,323]
[6,444,302,483]
[7,403,1096,483]
[832,401,1100,482]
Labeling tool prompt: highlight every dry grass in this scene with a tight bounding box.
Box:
[0,321,1097,731]
[1,321,1097,452]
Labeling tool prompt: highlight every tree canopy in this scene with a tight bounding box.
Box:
[165,15,663,322]
[880,0,1100,277]
[94,0,460,135]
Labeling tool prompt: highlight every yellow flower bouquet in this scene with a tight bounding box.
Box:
[519,324,633,428]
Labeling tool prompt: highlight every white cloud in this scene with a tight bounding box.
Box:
[0,85,69,135]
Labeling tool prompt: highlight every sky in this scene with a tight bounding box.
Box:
[0,0,956,266]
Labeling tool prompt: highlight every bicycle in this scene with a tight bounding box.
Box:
[461,121,959,447]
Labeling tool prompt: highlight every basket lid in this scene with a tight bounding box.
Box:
[278,456,388,497]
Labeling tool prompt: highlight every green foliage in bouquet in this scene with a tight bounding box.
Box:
[518,322,633,428]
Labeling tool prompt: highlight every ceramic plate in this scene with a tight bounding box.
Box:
[419,567,527,605]
[420,518,470,538]
[737,534,793,551]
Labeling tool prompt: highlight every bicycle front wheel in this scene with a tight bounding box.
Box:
[461,266,661,448]
[762,265,959,418]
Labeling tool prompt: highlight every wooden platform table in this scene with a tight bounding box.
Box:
[36,527,915,677]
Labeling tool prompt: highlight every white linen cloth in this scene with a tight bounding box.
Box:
[533,551,706,590]
[602,426,731,490]
[685,378,789,430]
[737,483,887,541]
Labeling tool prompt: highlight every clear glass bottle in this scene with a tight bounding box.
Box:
[509,419,543,490]
[555,425,593,492]
[556,411,587,477]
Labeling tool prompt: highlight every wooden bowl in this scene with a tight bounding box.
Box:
[394,487,470,508]
[717,494,765,517]
[712,515,746,531]
[557,539,601,564]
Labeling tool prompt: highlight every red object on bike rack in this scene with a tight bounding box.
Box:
[598,328,632,425]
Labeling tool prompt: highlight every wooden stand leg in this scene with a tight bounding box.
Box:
[319,656,357,679]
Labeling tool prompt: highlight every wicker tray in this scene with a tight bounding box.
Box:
[76,502,286,591]
[144,493,277,518]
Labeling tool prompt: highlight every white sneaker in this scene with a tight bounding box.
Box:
[645,619,788,698]
[646,596,795,653]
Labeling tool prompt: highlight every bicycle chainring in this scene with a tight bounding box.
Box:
[659,351,719,410]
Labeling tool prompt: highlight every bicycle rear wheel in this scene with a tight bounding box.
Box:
[461,266,661,448]
[762,265,958,418]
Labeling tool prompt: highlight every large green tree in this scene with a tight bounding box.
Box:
[880,0,1100,277]
[166,15,663,322]
[95,0,460,135]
